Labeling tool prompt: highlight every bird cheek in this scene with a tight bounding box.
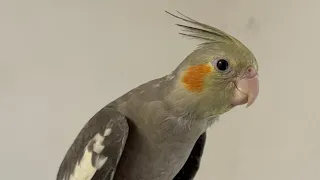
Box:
[181,64,213,93]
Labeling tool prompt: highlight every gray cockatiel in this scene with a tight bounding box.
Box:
[56,11,259,180]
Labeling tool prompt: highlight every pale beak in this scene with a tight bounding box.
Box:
[231,67,259,107]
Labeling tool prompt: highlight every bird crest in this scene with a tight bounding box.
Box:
[165,11,243,47]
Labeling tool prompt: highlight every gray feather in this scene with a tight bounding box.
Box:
[56,106,129,180]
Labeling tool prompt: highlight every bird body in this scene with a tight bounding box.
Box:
[108,76,214,180]
[57,11,260,180]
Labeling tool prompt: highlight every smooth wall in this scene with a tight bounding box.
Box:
[1,0,319,179]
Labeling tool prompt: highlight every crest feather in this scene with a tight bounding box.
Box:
[165,11,239,45]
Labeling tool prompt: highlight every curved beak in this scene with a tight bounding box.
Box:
[231,67,259,108]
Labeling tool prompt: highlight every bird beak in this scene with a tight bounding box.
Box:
[231,67,259,108]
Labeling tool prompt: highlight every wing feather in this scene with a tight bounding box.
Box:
[57,106,129,180]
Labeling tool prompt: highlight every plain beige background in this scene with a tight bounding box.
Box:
[1,0,319,179]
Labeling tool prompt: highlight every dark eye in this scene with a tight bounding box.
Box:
[215,59,229,71]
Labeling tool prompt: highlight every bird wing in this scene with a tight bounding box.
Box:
[173,132,207,180]
[56,106,129,180]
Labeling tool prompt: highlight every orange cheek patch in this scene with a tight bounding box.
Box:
[182,64,212,92]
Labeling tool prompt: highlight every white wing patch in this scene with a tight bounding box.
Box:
[104,128,112,136]
[67,128,112,180]
[95,156,108,169]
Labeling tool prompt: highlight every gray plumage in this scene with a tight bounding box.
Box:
[57,11,259,180]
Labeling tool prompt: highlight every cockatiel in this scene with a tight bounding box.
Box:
[56,11,259,180]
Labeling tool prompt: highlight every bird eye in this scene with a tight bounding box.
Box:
[213,59,229,72]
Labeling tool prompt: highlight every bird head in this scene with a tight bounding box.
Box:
[166,11,259,116]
